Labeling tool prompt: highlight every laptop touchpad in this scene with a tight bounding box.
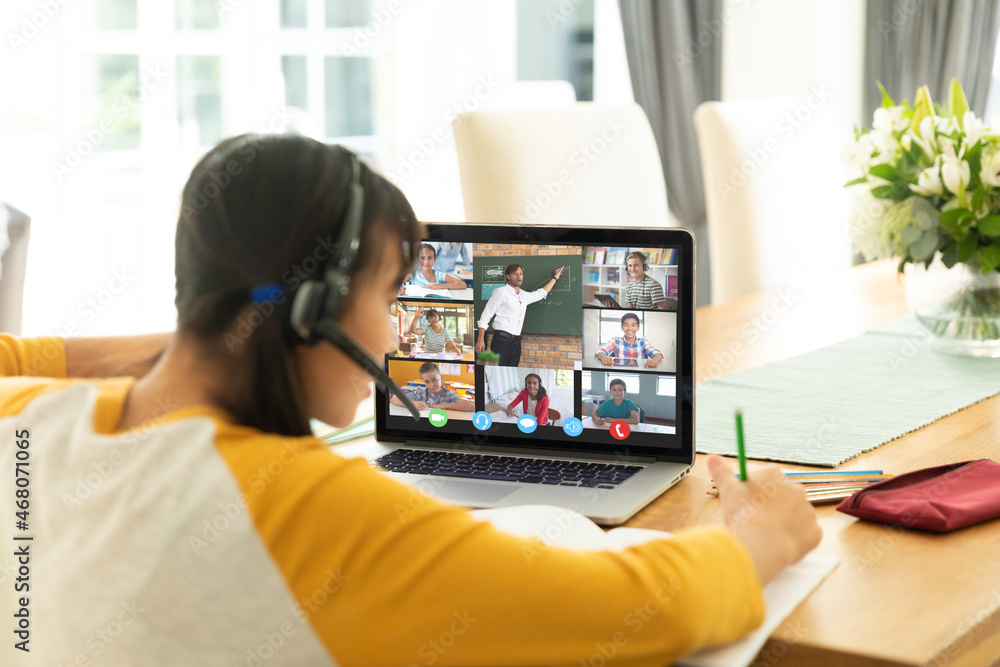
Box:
[413,479,519,505]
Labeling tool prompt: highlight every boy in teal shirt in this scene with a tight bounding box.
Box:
[592,379,640,425]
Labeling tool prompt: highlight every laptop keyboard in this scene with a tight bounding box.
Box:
[374,449,643,489]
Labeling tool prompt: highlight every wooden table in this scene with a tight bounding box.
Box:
[627,260,1000,666]
[338,260,999,665]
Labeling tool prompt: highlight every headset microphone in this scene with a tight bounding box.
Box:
[288,148,421,420]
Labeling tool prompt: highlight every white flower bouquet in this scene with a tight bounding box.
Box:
[847,79,1000,272]
[846,79,1000,345]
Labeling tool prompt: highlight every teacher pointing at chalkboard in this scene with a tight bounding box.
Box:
[476,263,564,366]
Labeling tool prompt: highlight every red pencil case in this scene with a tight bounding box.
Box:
[836,459,1000,533]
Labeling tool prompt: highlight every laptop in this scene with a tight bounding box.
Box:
[354,224,695,525]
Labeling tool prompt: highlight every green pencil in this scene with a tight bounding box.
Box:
[735,409,748,481]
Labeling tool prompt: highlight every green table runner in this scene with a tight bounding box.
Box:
[695,316,1000,467]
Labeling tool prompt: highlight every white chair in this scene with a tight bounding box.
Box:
[693,97,853,304]
[452,103,671,227]
[0,204,30,334]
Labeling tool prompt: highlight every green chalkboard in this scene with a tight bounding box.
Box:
[473,255,584,335]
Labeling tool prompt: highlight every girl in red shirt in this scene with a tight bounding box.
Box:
[505,372,550,424]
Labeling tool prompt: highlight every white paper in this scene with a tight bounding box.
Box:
[401,284,454,298]
[471,505,838,667]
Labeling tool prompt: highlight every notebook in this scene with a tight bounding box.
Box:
[470,504,838,667]
[354,223,695,525]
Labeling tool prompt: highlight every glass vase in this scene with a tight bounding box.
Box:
[904,259,1000,357]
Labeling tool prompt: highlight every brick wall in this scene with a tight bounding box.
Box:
[473,244,582,370]
[520,335,581,371]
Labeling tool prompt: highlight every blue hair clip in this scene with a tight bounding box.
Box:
[250,283,284,304]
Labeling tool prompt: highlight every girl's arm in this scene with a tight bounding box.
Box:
[537,396,550,424]
[407,308,423,334]
[65,333,170,378]
[428,273,467,290]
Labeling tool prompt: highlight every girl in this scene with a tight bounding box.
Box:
[404,243,466,290]
[505,372,551,425]
[0,133,820,666]
[407,306,460,354]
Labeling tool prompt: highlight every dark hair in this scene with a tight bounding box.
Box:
[418,362,441,375]
[621,312,640,326]
[609,379,626,391]
[417,243,437,258]
[424,308,440,320]
[504,263,523,281]
[175,133,421,437]
[524,373,547,399]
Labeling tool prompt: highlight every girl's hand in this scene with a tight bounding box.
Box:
[707,455,822,585]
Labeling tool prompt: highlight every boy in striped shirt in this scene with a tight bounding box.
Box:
[624,251,669,310]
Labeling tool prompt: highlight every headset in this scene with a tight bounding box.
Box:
[624,251,648,272]
[289,149,421,419]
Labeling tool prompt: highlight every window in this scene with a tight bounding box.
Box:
[438,307,469,340]
[18,1,631,335]
[37,0,385,335]
[599,310,648,343]
[555,369,572,386]
[582,371,591,391]
[608,373,639,394]
[516,0,595,100]
[657,376,675,396]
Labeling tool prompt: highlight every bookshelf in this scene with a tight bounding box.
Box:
[583,247,678,306]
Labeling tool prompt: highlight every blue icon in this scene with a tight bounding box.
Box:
[562,417,584,437]
[473,411,492,431]
[517,414,537,434]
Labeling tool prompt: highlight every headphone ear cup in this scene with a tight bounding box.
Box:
[290,280,327,341]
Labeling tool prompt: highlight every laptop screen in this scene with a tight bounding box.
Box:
[377,224,694,463]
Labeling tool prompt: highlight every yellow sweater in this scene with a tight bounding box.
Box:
[0,335,763,666]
